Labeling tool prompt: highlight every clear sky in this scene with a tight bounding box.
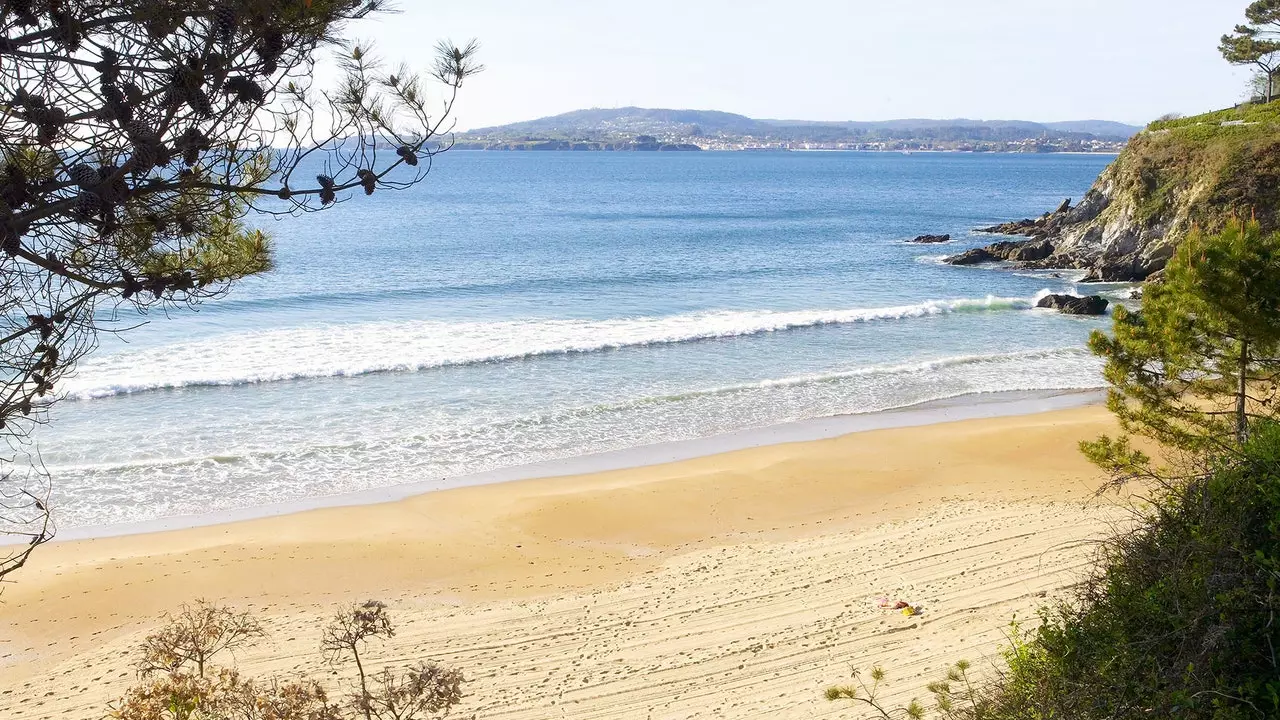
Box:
[351,0,1252,130]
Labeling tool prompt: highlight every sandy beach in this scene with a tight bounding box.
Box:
[0,404,1124,719]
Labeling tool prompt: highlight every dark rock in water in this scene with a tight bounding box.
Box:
[979,218,1043,236]
[1036,294,1109,315]
[980,200,1074,239]
[1005,239,1054,262]
[1080,257,1147,283]
[945,247,997,265]
[909,233,951,244]
[944,238,1050,265]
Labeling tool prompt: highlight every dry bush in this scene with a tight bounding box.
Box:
[110,600,464,720]
[137,599,266,678]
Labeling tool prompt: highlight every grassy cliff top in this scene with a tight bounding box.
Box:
[1106,101,1280,231]
[1147,100,1280,131]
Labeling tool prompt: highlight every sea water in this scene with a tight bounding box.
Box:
[39,151,1119,529]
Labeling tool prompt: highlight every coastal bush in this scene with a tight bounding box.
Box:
[1084,218,1280,486]
[828,219,1280,718]
[825,661,999,719]
[978,422,1280,719]
[110,599,464,720]
[825,425,1280,719]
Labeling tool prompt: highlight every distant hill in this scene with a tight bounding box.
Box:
[1043,120,1146,137]
[466,107,1143,143]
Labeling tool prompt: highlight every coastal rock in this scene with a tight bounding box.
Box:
[908,234,951,244]
[1005,238,1054,262]
[973,107,1280,283]
[979,218,1043,236]
[944,247,997,265]
[1036,294,1109,315]
[944,239,1049,265]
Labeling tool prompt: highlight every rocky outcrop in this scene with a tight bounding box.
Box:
[978,200,1072,238]
[1006,239,1055,261]
[945,239,1053,265]
[908,234,951,244]
[1036,294,1110,315]
[962,104,1280,281]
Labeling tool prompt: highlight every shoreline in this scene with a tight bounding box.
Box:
[0,400,1122,719]
[52,387,1104,542]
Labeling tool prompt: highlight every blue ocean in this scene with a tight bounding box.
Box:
[43,151,1119,529]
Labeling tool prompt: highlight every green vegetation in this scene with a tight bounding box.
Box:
[828,217,1280,719]
[985,426,1280,718]
[1084,218,1280,482]
[1220,1,1280,101]
[1146,100,1280,130]
[1085,101,1280,234]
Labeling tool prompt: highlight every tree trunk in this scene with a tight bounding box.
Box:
[353,646,372,720]
[1238,337,1250,444]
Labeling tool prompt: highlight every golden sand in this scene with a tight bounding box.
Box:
[0,405,1122,719]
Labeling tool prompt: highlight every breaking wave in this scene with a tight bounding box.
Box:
[66,293,1053,400]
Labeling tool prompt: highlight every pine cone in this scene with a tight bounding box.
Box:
[396,146,419,166]
[224,76,264,104]
[357,169,376,195]
[257,30,285,74]
[97,165,128,202]
[26,104,49,126]
[122,272,143,300]
[132,142,158,173]
[155,143,174,168]
[316,174,334,189]
[178,128,211,166]
[0,223,20,256]
[74,191,102,219]
[0,165,30,208]
[69,164,99,189]
[189,89,212,117]
[8,0,35,25]
[94,48,120,84]
[319,187,336,205]
[213,5,238,44]
[50,9,81,50]
[123,82,144,107]
[125,120,151,141]
[101,82,132,125]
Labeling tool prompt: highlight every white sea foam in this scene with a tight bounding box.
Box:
[65,294,1052,400]
[48,344,1104,529]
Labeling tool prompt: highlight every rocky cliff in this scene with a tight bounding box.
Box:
[954,102,1280,281]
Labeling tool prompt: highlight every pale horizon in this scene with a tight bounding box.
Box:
[346,0,1252,131]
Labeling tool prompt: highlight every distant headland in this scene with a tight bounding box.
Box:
[455,107,1141,153]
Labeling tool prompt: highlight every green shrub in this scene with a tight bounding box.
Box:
[1099,111,1280,232]
[984,423,1280,719]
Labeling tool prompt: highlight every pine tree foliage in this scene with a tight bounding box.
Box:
[1222,1,1280,99]
[1083,219,1280,485]
[0,0,481,582]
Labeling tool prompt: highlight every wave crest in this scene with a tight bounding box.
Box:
[66,294,1050,400]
